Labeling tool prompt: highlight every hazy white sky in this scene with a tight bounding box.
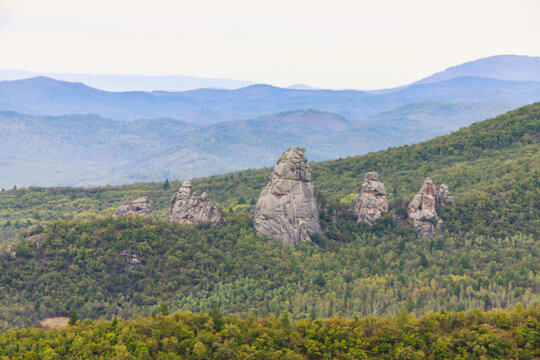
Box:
[1,0,539,89]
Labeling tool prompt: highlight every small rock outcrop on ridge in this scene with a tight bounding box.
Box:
[352,171,389,225]
[252,147,321,245]
[167,181,224,225]
[113,196,154,218]
[407,178,454,237]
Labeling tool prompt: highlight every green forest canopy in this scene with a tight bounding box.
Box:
[0,305,539,359]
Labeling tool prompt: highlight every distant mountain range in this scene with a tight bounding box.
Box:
[0,75,539,124]
[2,55,538,92]
[0,70,253,92]
[0,54,539,187]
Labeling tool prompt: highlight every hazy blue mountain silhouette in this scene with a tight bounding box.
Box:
[0,75,539,123]
[415,55,540,84]
[0,70,253,91]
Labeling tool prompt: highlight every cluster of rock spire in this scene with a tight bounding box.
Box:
[114,147,454,243]
[113,181,224,226]
[348,171,453,236]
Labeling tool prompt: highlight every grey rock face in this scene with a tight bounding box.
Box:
[407,178,439,237]
[167,181,224,225]
[436,184,454,207]
[352,172,389,225]
[113,195,154,218]
[408,178,454,237]
[252,147,321,245]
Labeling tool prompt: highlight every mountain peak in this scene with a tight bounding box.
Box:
[416,54,540,84]
[287,84,319,90]
[2,76,97,91]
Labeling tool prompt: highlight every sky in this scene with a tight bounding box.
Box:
[1,0,539,89]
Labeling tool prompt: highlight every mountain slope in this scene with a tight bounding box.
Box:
[0,103,538,330]
[0,101,518,188]
[186,101,517,170]
[0,112,205,187]
[416,55,540,84]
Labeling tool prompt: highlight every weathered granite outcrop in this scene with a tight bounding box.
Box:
[408,178,439,237]
[352,172,389,225]
[436,184,454,207]
[252,147,321,245]
[408,178,453,237]
[167,181,224,225]
[113,196,154,218]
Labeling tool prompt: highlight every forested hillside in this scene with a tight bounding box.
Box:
[1,306,538,359]
[0,101,515,188]
[0,103,538,330]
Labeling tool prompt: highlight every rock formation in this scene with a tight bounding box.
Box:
[407,178,439,237]
[352,171,389,225]
[252,147,321,245]
[167,181,224,225]
[408,178,453,237]
[113,195,154,218]
[436,184,454,207]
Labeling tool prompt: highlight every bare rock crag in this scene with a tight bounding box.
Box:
[407,178,453,237]
[252,147,321,245]
[167,181,224,225]
[352,171,389,225]
[436,184,454,207]
[113,196,154,218]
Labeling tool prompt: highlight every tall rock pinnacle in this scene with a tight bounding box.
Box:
[252,147,321,245]
[352,172,389,225]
